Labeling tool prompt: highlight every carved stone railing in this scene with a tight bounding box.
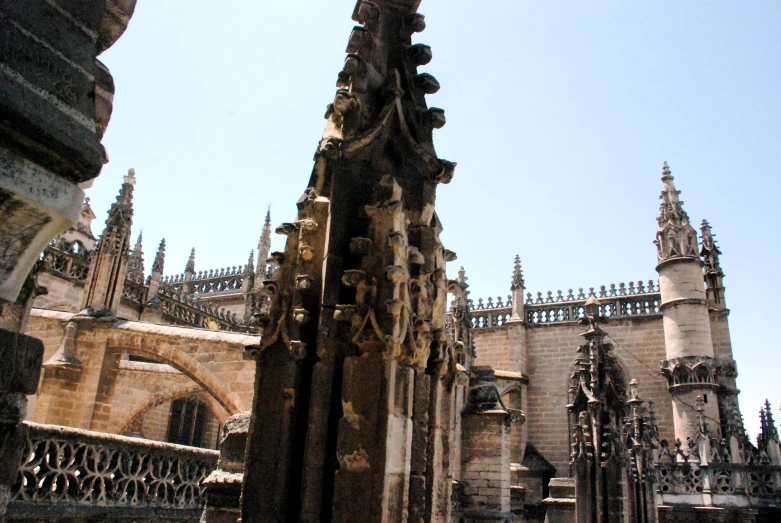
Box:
[7,422,218,521]
[510,486,524,514]
[40,244,91,283]
[157,292,246,332]
[469,280,662,329]
[122,277,149,305]
[161,264,251,298]
[654,438,781,508]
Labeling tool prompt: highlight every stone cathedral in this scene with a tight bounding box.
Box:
[0,1,779,523]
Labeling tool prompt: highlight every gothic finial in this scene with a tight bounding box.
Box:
[257,207,273,276]
[152,238,166,274]
[126,232,145,283]
[185,248,196,273]
[699,219,722,269]
[511,254,524,290]
[247,250,255,274]
[765,400,779,440]
[124,167,137,186]
[104,170,135,229]
[653,161,700,263]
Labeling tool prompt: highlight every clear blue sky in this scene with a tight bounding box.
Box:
[94,1,780,440]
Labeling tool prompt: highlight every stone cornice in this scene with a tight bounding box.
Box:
[658,297,708,311]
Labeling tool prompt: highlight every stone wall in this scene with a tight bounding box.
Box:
[460,411,512,517]
[473,314,675,474]
[472,328,512,372]
[33,273,85,312]
[24,309,258,442]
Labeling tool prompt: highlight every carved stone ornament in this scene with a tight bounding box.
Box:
[660,355,730,390]
[653,162,701,265]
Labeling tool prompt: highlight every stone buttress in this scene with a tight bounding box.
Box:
[238,1,459,522]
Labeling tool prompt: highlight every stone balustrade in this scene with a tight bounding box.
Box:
[40,245,91,284]
[654,438,781,508]
[469,281,662,329]
[157,293,245,332]
[7,422,218,522]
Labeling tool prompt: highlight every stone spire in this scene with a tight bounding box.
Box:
[146,238,165,298]
[700,219,726,308]
[511,254,524,290]
[510,254,525,321]
[255,206,272,280]
[81,169,135,315]
[75,197,97,245]
[759,400,779,446]
[181,248,196,297]
[246,249,255,275]
[654,162,699,263]
[126,232,145,283]
[151,238,166,275]
[241,2,458,521]
[184,248,196,274]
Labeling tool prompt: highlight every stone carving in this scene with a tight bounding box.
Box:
[660,355,734,389]
[654,162,701,264]
[11,422,217,509]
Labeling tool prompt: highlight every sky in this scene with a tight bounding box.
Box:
[93,1,781,440]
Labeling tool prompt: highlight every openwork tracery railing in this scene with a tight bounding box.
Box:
[9,422,218,516]
[157,292,246,332]
[122,278,149,304]
[40,243,91,283]
[469,280,662,329]
[654,437,781,506]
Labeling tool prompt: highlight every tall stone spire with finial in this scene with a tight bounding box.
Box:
[241,2,459,521]
[151,238,165,275]
[184,248,196,274]
[81,168,136,315]
[182,247,196,296]
[700,219,726,308]
[654,162,699,262]
[654,162,723,445]
[126,232,145,283]
[509,254,525,321]
[255,206,272,282]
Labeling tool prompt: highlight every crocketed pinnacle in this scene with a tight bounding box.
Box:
[257,206,272,275]
[511,255,524,290]
[151,238,166,274]
[104,168,135,230]
[126,232,145,282]
[654,162,699,263]
[185,248,196,274]
[247,250,255,274]
[699,219,722,272]
[765,400,779,440]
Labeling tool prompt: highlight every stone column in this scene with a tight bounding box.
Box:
[0,272,45,521]
[459,368,513,522]
[201,412,250,523]
[505,255,529,464]
[654,163,721,443]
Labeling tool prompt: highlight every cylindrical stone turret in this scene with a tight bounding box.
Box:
[654,162,721,442]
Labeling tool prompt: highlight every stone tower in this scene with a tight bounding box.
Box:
[81,169,135,315]
[240,1,458,521]
[654,162,721,442]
